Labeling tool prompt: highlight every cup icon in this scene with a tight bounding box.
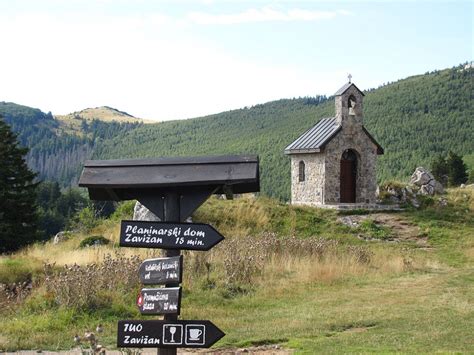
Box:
[189,328,202,340]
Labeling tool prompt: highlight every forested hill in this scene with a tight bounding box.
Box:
[0,102,142,185]
[93,64,473,200]
[1,63,473,199]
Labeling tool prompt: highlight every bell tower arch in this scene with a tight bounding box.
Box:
[334,77,364,127]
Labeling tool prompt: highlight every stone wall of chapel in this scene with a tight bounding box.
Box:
[290,153,325,205]
[323,127,378,204]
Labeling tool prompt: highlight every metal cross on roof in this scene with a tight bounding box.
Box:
[348,73,352,83]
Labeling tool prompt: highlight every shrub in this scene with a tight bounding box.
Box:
[70,205,100,233]
[220,233,339,286]
[347,245,373,264]
[223,238,265,285]
[43,252,140,310]
[79,235,110,248]
[110,200,135,221]
[431,152,468,187]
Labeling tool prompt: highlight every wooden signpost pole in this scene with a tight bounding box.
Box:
[78,155,260,353]
[159,191,181,355]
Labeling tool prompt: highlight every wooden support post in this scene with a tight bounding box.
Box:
[158,191,181,355]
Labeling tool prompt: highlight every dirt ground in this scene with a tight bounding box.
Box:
[338,213,428,246]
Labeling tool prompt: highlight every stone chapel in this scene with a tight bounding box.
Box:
[284,80,384,207]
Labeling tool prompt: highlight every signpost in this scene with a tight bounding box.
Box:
[120,221,225,251]
[78,155,260,354]
[139,256,182,285]
[137,287,182,315]
[117,320,225,348]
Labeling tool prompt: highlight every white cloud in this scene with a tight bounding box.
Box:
[0,10,343,121]
[187,6,350,25]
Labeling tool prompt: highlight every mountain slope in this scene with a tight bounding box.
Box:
[56,106,142,125]
[93,64,473,200]
[2,63,472,198]
[0,102,142,185]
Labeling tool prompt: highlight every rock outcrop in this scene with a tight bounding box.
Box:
[410,167,444,195]
[53,231,70,244]
[132,201,193,222]
[378,167,445,208]
[133,202,160,221]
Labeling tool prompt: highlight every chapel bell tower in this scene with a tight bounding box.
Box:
[334,75,364,128]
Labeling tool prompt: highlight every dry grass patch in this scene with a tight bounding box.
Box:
[261,247,426,287]
[448,187,474,212]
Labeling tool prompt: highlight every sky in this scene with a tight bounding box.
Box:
[0,0,472,121]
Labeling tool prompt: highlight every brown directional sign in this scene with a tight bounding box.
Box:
[137,287,181,315]
[120,221,224,251]
[139,256,183,285]
[117,320,225,348]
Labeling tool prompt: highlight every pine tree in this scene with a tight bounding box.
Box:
[0,116,40,252]
[446,152,468,187]
[431,155,448,186]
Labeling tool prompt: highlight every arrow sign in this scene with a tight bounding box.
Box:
[117,320,225,348]
[120,221,225,251]
[139,256,183,285]
[137,287,181,315]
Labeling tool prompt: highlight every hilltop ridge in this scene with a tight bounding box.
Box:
[55,106,142,123]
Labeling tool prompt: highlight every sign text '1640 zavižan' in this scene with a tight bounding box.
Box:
[117,320,225,348]
[120,221,225,251]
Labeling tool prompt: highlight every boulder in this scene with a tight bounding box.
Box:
[133,201,194,222]
[133,201,160,221]
[434,180,444,194]
[410,167,444,195]
[53,231,70,244]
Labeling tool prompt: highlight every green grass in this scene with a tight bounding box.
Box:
[0,257,43,284]
[1,188,473,353]
[358,219,393,240]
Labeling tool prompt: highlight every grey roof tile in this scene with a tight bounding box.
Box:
[284,117,341,154]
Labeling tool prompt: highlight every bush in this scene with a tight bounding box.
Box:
[79,235,109,248]
[220,233,339,286]
[110,200,135,221]
[43,252,140,310]
[69,205,99,233]
[431,152,468,187]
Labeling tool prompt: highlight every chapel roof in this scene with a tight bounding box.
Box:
[284,117,384,155]
[334,82,365,96]
[284,117,341,154]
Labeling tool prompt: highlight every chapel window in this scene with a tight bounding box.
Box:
[298,161,305,182]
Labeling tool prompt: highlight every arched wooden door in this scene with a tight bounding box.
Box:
[340,149,357,203]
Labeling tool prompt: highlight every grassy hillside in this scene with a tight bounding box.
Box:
[93,64,474,200]
[55,106,143,130]
[94,96,331,200]
[0,188,473,352]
